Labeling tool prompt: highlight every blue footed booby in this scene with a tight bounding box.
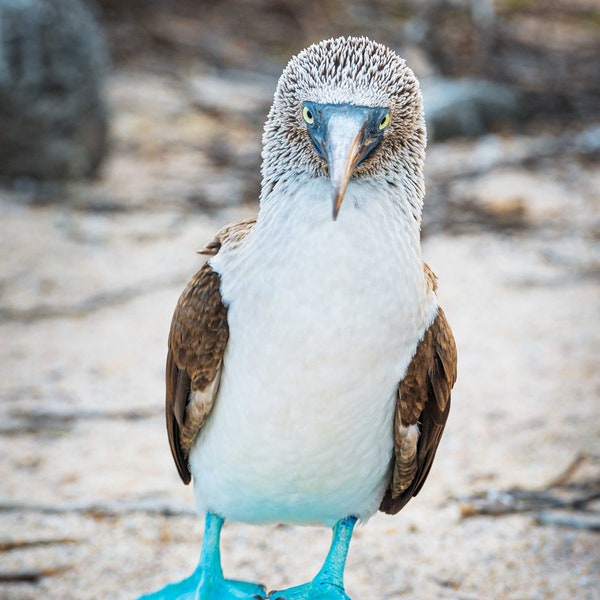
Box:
[139,36,457,600]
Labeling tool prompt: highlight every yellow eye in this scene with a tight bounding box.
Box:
[302,106,314,125]
[378,113,391,130]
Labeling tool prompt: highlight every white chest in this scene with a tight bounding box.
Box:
[190,180,436,526]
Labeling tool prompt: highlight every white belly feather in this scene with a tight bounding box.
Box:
[189,179,436,526]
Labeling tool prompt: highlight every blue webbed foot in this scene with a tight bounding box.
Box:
[137,513,265,600]
[268,581,350,600]
[137,571,199,600]
[138,571,266,600]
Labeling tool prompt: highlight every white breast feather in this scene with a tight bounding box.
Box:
[189,177,437,526]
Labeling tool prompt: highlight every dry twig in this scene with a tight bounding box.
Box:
[456,453,600,531]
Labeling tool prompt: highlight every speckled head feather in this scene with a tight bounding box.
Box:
[261,36,427,211]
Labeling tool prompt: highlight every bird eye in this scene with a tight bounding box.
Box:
[378,113,391,130]
[302,106,314,125]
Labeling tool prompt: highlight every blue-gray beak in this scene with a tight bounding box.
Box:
[303,103,389,219]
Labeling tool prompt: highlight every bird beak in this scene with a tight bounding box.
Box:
[304,103,388,220]
[324,111,370,220]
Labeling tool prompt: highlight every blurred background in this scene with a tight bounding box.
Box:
[0,1,598,599]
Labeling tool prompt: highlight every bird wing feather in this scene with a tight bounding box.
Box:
[379,266,457,514]
[166,218,256,484]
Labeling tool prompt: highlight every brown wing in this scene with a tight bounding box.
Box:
[379,297,457,514]
[166,218,256,484]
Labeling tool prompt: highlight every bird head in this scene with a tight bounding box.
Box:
[261,37,426,221]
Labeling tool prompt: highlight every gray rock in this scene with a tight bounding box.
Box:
[422,78,521,141]
[0,0,110,180]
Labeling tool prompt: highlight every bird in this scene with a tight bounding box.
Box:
[138,36,457,600]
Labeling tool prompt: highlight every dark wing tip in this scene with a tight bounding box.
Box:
[166,349,193,484]
[167,410,192,484]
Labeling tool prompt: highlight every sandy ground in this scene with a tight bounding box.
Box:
[0,69,599,600]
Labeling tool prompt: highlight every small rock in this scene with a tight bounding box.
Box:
[0,0,110,181]
[422,78,521,141]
